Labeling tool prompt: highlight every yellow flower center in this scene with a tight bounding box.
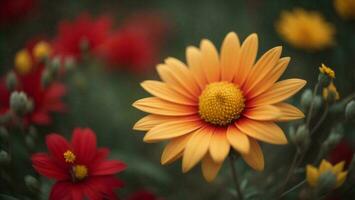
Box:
[15,49,32,75]
[73,165,88,180]
[63,150,76,163]
[33,41,52,61]
[198,82,245,126]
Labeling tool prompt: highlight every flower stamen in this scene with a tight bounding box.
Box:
[63,150,76,163]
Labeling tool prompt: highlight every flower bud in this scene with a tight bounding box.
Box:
[10,91,31,116]
[50,56,61,75]
[24,175,39,191]
[33,41,51,61]
[318,73,331,88]
[41,69,53,87]
[290,125,310,151]
[28,126,37,139]
[301,89,313,110]
[345,100,355,120]
[5,71,17,91]
[0,127,9,141]
[318,64,335,88]
[322,81,339,103]
[0,150,10,165]
[316,171,337,194]
[25,135,35,150]
[321,132,343,155]
[64,56,76,71]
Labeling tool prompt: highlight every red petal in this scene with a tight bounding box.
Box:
[71,185,84,200]
[91,160,127,176]
[46,134,71,165]
[31,153,69,180]
[93,148,110,162]
[50,182,72,200]
[71,128,97,165]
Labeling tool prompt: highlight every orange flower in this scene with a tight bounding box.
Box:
[133,32,306,182]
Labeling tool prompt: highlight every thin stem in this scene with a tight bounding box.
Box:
[277,150,300,198]
[279,179,306,198]
[306,83,320,128]
[229,154,244,200]
[310,102,329,136]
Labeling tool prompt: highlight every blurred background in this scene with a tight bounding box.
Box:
[0,0,354,199]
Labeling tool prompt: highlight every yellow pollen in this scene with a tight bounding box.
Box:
[33,41,52,61]
[15,49,32,75]
[63,150,76,163]
[199,82,245,126]
[73,165,88,180]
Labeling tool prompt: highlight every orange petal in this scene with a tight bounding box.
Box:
[164,57,201,96]
[248,79,307,107]
[220,32,240,82]
[143,117,203,143]
[182,126,214,173]
[226,125,250,154]
[161,134,192,165]
[319,159,333,174]
[274,103,305,122]
[157,64,196,100]
[243,46,282,95]
[200,39,220,83]
[306,165,319,187]
[243,105,281,121]
[336,171,348,188]
[236,118,288,144]
[133,97,197,116]
[141,80,197,106]
[201,154,223,182]
[234,33,258,86]
[133,115,176,131]
[332,161,345,174]
[209,128,230,163]
[186,46,208,90]
[241,138,264,171]
[247,57,290,98]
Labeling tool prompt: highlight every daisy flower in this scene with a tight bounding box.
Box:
[31,128,126,200]
[133,32,306,182]
[307,160,347,188]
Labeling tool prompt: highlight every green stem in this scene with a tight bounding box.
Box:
[279,179,306,198]
[306,83,320,128]
[229,154,244,200]
[310,102,329,136]
[277,150,300,198]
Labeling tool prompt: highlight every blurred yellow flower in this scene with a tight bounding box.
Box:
[334,0,355,19]
[15,49,32,75]
[323,81,340,101]
[33,41,52,61]
[319,64,335,79]
[306,160,347,188]
[133,32,306,182]
[276,8,335,51]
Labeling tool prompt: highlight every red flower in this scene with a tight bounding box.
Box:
[32,128,126,200]
[126,189,163,200]
[328,140,354,167]
[0,0,37,26]
[53,14,112,60]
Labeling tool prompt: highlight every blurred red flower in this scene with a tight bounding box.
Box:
[126,189,163,200]
[98,12,170,72]
[53,14,112,60]
[0,0,37,26]
[0,40,66,126]
[32,128,126,200]
[328,140,354,167]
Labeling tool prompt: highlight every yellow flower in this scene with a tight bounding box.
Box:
[133,32,306,182]
[319,64,335,79]
[276,8,335,51]
[334,0,355,19]
[15,49,32,75]
[307,160,348,188]
[323,81,340,101]
[33,41,52,61]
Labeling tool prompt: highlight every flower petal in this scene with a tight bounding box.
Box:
[71,128,97,165]
[200,39,220,83]
[306,165,319,187]
[143,116,203,143]
[241,138,264,171]
[336,171,348,188]
[133,115,176,131]
[332,161,345,174]
[248,79,306,107]
[133,97,197,116]
[141,80,197,105]
[319,159,333,174]
[234,33,258,86]
[243,105,281,121]
[31,153,69,180]
[274,103,305,121]
[221,32,240,82]
[226,125,250,154]
[209,128,230,163]
[46,133,71,164]
[161,134,192,165]
[186,46,208,89]
[182,126,213,173]
[201,154,223,182]
[50,182,72,200]
[91,160,127,176]
[236,118,288,144]
[247,57,290,98]
[243,46,282,95]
